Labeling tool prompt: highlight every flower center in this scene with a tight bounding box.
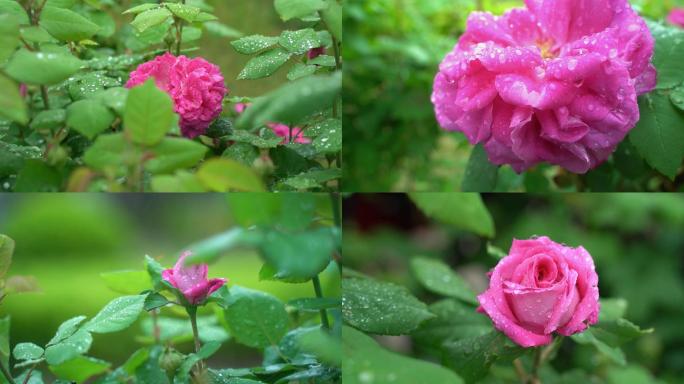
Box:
[536,38,557,59]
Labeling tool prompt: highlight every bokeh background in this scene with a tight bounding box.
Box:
[0,194,339,370]
[343,193,684,383]
[343,0,684,192]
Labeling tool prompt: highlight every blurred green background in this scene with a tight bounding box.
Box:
[342,0,684,192]
[343,193,684,383]
[0,193,339,369]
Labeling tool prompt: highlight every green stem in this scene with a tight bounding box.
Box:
[187,306,203,373]
[0,360,16,384]
[312,275,330,330]
[529,347,542,384]
[329,192,340,227]
[174,0,186,55]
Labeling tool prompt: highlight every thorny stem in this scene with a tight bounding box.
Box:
[23,0,50,110]
[312,275,330,330]
[0,360,17,384]
[529,347,543,384]
[21,364,37,384]
[513,359,527,383]
[317,10,342,119]
[151,309,161,344]
[174,0,186,56]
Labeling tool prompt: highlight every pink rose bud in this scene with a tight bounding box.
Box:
[234,102,250,114]
[126,53,228,139]
[432,0,656,173]
[19,84,27,98]
[307,47,326,60]
[477,236,600,347]
[267,122,311,144]
[161,251,227,305]
[668,8,684,28]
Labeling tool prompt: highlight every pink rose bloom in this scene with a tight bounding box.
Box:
[307,47,326,60]
[162,251,227,305]
[477,236,600,347]
[432,0,656,173]
[234,103,311,144]
[126,53,228,139]
[668,8,684,28]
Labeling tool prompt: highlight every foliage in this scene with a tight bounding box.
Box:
[343,0,684,192]
[0,0,342,192]
[0,193,342,384]
[341,193,678,383]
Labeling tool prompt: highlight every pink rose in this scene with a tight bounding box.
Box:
[477,236,600,347]
[161,251,227,305]
[668,8,684,28]
[432,0,656,173]
[126,53,228,139]
[19,84,27,98]
[234,103,311,144]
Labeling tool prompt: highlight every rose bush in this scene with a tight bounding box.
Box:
[0,0,342,192]
[477,236,600,347]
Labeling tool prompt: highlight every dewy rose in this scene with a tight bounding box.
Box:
[432,0,656,173]
[126,53,227,139]
[477,236,600,347]
[162,251,227,305]
[668,8,684,28]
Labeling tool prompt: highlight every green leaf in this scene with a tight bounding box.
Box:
[441,331,526,383]
[287,297,340,312]
[312,120,341,154]
[143,292,170,311]
[258,227,336,280]
[39,6,100,41]
[222,142,258,166]
[49,356,110,383]
[274,0,327,21]
[409,193,495,237]
[183,228,264,265]
[83,133,141,170]
[343,326,464,384]
[287,63,317,80]
[309,55,336,66]
[571,328,626,365]
[123,3,159,14]
[48,316,87,346]
[122,347,149,374]
[226,129,283,148]
[151,171,206,192]
[124,79,174,146]
[237,72,341,129]
[648,21,684,90]
[279,29,320,55]
[99,270,151,295]
[606,364,659,384]
[671,84,684,111]
[175,341,221,381]
[412,299,491,355]
[130,8,173,33]
[630,92,684,180]
[45,329,92,365]
[14,159,61,192]
[91,87,128,116]
[410,257,477,304]
[5,50,83,85]
[0,74,28,125]
[12,343,44,361]
[225,286,289,348]
[231,35,279,55]
[196,158,265,192]
[461,144,498,192]
[0,0,29,25]
[145,255,165,291]
[83,295,147,334]
[30,109,66,131]
[145,137,207,174]
[66,99,115,139]
[0,234,15,279]
[281,168,341,189]
[486,242,507,260]
[0,14,19,62]
[599,298,628,323]
[342,277,434,335]
[320,0,342,42]
[165,2,201,22]
[208,373,266,384]
[238,48,291,80]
